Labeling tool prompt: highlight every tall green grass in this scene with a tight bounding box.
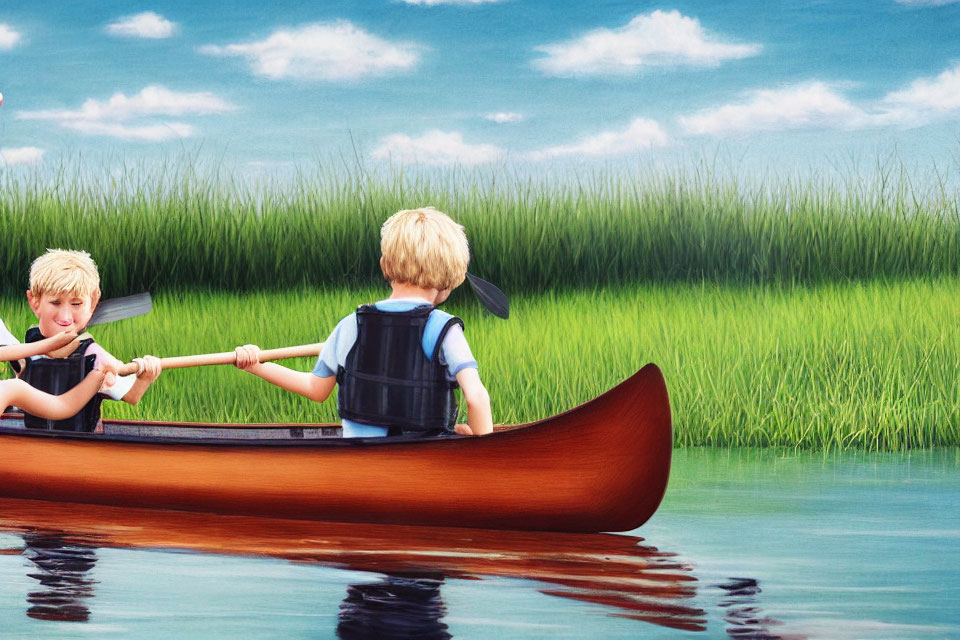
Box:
[1,160,958,295]
[2,278,955,450]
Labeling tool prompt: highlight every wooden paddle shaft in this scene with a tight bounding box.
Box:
[117,343,324,376]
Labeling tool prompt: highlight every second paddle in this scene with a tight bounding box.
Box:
[117,343,324,376]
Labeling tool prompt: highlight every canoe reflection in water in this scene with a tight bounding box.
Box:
[0,497,706,633]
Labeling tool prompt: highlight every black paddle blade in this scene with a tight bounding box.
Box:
[466,272,509,319]
[87,293,153,327]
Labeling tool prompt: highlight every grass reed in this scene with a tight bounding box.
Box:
[1,159,958,295]
[2,277,954,450]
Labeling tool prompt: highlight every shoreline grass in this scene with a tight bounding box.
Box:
[2,277,955,450]
[2,160,958,295]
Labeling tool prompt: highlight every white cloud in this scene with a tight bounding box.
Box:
[0,147,45,166]
[17,85,235,142]
[400,0,506,4]
[679,71,960,137]
[372,130,503,166]
[0,23,22,50]
[866,64,960,128]
[678,82,871,136]
[484,112,523,124]
[533,10,761,76]
[18,85,235,122]
[61,121,195,141]
[199,21,420,81]
[882,63,960,113]
[529,118,670,160]
[106,12,177,39]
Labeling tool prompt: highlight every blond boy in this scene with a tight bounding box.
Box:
[18,249,161,431]
[236,206,493,437]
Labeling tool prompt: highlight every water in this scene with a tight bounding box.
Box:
[0,448,957,639]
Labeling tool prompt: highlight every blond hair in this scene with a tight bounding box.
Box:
[29,249,101,300]
[380,207,469,291]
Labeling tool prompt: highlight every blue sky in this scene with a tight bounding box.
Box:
[1,0,959,177]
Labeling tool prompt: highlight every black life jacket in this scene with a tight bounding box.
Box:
[20,327,104,432]
[336,304,463,435]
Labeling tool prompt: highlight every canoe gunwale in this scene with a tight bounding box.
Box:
[0,419,471,448]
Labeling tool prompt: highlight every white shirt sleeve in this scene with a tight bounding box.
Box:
[312,313,357,378]
[0,319,18,346]
[83,342,137,401]
[102,373,137,401]
[439,324,478,379]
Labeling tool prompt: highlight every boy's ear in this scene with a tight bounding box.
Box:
[90,290,101,310]
[26,290,40,316]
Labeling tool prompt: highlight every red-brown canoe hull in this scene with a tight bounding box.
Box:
[0,364,672,533]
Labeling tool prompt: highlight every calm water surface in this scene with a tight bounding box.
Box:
[0,448,957,639]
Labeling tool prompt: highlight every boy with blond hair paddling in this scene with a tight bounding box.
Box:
[236,206,493,437]
[16,249,161,432]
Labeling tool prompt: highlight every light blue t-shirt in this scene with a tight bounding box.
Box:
[312,299,478,437]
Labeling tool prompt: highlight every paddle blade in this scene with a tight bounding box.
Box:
[88,293,153,327]
[466,273,509,319]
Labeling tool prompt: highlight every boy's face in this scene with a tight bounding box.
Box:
[27,291,99,337]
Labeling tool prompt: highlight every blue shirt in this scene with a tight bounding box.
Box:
[312,299,478,437]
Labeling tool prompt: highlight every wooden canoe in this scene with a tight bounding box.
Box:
[0,363,672,533]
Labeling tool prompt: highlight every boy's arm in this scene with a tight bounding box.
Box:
[0,330,80,362]
[0,369,106,420]
[89,344,161,406]
[455,367,492,436]
[235,345,336,402]
[120,355,162,405]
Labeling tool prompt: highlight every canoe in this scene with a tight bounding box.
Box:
[0,363,672,533]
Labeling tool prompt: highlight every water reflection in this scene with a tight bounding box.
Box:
[715,577,805,640]
[337,573,451,640]
[21,532,98,622]
[0,497,706,632]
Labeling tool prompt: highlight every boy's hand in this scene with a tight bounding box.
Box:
[454,423,474,436]
[132,355,162,382]
[95,361,118,394]
[88,365,108,384]
[43,330,81,356]
[234,345,262,371]
[48,329,79,347]
[117,355,160,406]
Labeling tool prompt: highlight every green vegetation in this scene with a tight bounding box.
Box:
[3,162,957,449]
[1,161,958,295]
[3,278,955,450]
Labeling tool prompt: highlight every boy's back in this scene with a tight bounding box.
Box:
[235,206,492,437]
[320,300,475,436]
